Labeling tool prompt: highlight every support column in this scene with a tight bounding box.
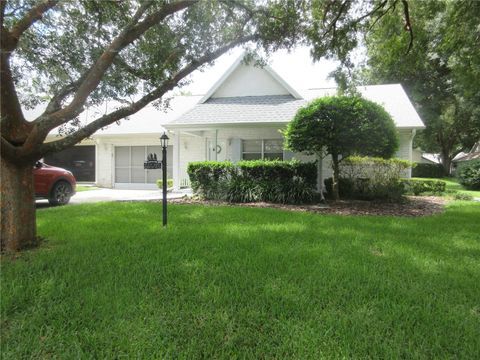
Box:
[214,129,218,161]
[173,131,181,190]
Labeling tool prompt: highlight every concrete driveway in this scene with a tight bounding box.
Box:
[36,188,192,206]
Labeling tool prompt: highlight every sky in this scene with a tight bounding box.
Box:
[181,46,341,95]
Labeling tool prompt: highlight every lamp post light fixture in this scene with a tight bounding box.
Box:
[144,132,169,227]
[160,132,169,227]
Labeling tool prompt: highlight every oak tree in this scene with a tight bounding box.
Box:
[0,0,415,251]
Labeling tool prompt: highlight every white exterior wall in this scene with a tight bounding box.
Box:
[93,127,416,189]
[95,134,173,189]
[173,127,416,186]
[212,65,289,98]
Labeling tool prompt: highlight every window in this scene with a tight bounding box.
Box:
[242,139,284,160]
[115,146,172,184]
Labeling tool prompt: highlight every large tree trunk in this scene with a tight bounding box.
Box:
[441,152,452,176]
[331,155,340,201]
[0,157,37,252]
[316,153,325,202]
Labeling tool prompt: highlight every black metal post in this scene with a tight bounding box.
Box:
[162,145,167,227]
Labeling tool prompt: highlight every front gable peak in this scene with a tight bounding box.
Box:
[199,52,302,103]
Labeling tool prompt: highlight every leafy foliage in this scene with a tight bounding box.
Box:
[284,96,399,200]
[324,156,411,201]
[361,0,480,173]
[412,163,445,178]
[156,179,174,189]
[187,160,317,204]
[285,96,398,158]
[457,160,480,190]
[401,179,446,195]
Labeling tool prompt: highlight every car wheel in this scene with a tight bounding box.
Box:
[49,181,73,206]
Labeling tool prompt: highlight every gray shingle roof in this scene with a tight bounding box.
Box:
[166,85,424,129]
[167,95,305,126]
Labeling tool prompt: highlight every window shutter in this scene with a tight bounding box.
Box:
[231,138,242,163]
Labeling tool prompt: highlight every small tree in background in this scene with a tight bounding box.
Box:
[284,96,399,200]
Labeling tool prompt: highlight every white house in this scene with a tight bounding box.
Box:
[164,53,425,189]
[38,53,425,189]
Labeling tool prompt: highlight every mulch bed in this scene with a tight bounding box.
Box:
[169,196,446,217]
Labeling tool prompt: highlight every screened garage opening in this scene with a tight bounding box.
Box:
[114,145,173,189]
[44,145,96,182]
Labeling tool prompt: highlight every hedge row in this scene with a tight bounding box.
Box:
[324,178,447,199]
[401,179,446,195]
[187,160,317,204]
[324,156,413,201]
[412,163,445,178]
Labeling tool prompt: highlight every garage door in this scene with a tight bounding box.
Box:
[44,145,95,182]
[114,146,172,188]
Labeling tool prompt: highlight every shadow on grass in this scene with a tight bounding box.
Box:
[2,202,479,358]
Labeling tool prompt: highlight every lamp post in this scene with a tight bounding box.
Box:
[160,132,169,227]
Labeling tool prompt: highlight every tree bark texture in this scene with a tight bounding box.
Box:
[0,157,37,252]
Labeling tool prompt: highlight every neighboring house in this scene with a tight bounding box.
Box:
[453,141,480,163]
[451,141,480,173]
[34,53,425,189]
[412,149,442,164]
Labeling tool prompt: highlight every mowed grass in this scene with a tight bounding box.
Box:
[2,202,480,358]
[75,185,99,192]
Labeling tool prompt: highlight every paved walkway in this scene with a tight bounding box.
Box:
[36,188,192,206]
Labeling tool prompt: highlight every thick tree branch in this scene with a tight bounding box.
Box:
[38,34,256,156]
[38,1,197,133]
[0,0,7,27]
[7,0,58,49]
[401,0,413,53]
[0,52,29,142]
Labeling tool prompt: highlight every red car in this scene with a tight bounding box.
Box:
[34,161,76,205]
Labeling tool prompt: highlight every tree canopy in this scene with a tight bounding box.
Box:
[284,96,398,200]
[360,0,480,174]
[0,0,416,251]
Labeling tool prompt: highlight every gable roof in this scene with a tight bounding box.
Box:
[26,96,201,137]
[198,52,302,103]
[166,84,425,129]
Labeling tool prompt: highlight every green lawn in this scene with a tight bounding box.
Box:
[2,202,480,358]
[76,185,99,192]
[413,177,480,198]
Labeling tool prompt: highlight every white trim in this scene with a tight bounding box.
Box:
[198,52,302,104]
[173,133,181,190]
[264,65,302,100]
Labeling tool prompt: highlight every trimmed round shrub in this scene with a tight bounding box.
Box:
[457,159,480,190]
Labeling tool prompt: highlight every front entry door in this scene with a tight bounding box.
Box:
[207,140,226,161]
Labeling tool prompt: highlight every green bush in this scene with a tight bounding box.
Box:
[457,159,480,190]
[412,163,445,178]
[187,160,317,204]
[401,179,446,195]
[454,192,474,201]
[324,156,412,201]
[156,179,174,189]
[323,177,355,199]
